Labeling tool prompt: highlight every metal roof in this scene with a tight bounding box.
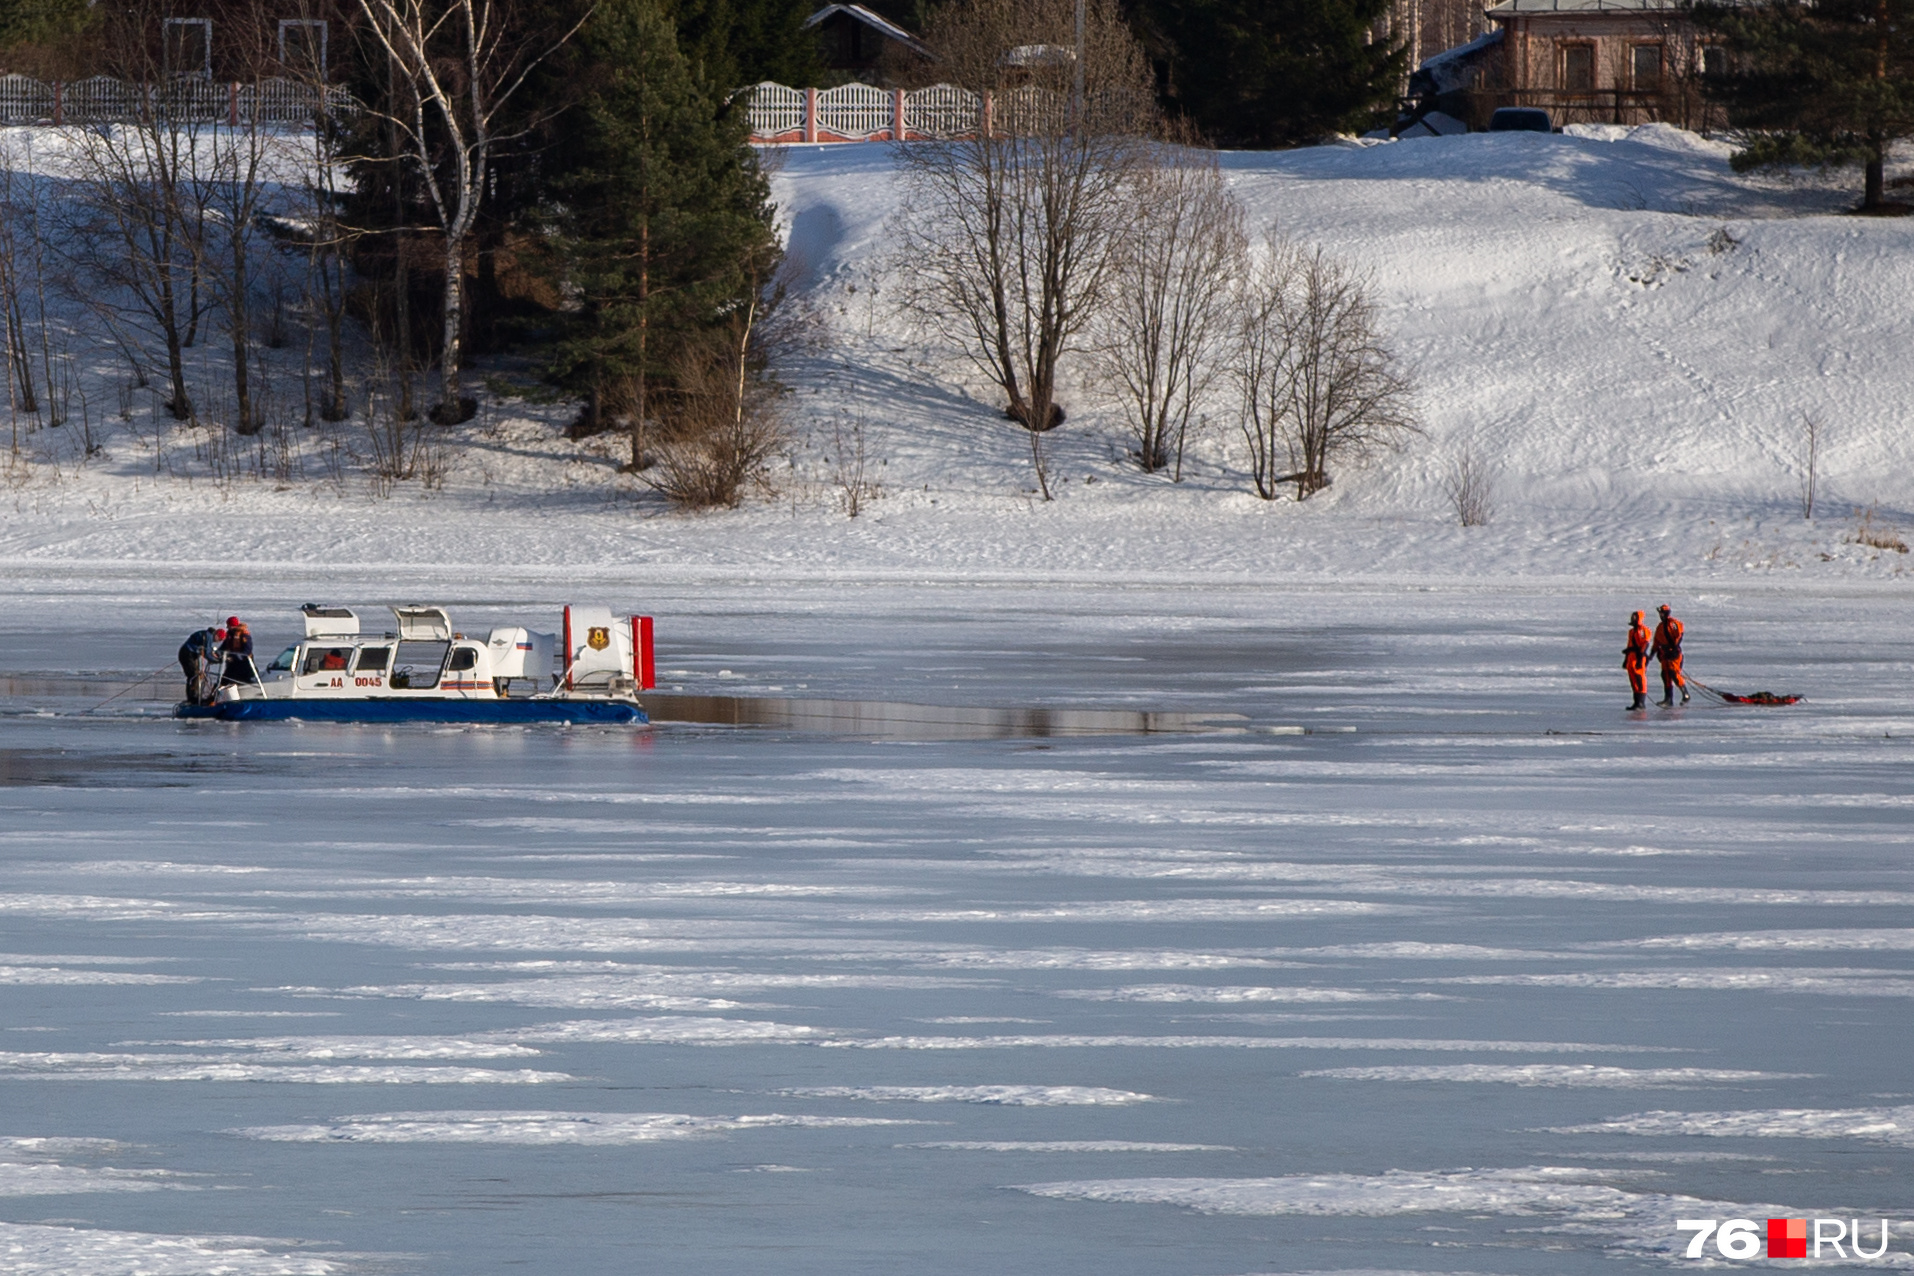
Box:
[803,5,933,58]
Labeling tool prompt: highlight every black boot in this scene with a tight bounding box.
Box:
[1630,692,1646,710]
[1681,689,1690,704]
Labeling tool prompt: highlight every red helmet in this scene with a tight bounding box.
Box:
[227,616,242,627]
[213,628,227,641]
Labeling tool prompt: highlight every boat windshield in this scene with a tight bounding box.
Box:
[266,646,298,673]
[391,640,450,690]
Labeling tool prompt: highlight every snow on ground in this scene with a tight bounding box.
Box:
[0,124,1910,584]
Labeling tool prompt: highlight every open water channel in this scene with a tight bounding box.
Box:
[0,571,1909,1274]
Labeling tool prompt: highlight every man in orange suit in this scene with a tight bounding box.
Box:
[1623,611,1650,711]
[1652,604,1688,706]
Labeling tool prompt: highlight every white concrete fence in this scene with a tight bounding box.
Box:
[0,74,353,125]
[746,81,989,143]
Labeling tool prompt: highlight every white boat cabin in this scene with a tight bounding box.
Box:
[232,603,647,703]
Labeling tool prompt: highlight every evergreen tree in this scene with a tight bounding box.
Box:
[547,0,780,469]
[1694,0,1914,209]
[1127,0,1404,145]
[0,0,88,50]
[668,0,823,89]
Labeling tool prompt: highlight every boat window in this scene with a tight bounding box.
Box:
[354,646,392,673]
[302,646,354,675]
[266,646,298,673]
[447,647,479,672]
[391,640,450,690]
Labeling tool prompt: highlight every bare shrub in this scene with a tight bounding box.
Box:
[891,0,1157,499]
[1799,413,1822,520]
[1443,446,1496,527]
[1094,138,1245,479]
[1235,238,1419,501]
[1849,504,1909,553]
[647,300,788,510]
[830,413,882,517]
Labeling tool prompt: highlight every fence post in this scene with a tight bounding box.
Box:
[803,86,818,143]
[51,81,61,126]
[892,87,906,141]
[229,81,240,126]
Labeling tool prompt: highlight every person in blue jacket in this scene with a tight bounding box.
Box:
[178,625,226,705]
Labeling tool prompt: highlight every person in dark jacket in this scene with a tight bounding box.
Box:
[178,626,226,705]
[218,616,257,687]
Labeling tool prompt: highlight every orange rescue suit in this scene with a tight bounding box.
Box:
[1624,619,1651,696]
[1652,616,1685,692]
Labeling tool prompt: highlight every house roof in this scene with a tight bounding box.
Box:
[1486,0,1680,13]
[803,5,933,58]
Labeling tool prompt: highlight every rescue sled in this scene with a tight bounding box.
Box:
[176,604,653,724]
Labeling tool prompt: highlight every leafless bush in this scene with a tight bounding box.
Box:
[1235,238,1419,501]
[1849,504,1909,554]
[891,0,1157,499]
[1443,446,1496,527]
[66,97,215,423]
[647,301,788,510]
[1799,413,1822,520]
[1094,139,1245,479]
[830,413,882,517]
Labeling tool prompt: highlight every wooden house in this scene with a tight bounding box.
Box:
[1409,0,1725,131]
[804,4,931,85]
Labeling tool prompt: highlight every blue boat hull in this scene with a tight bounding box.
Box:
[176,699,647,724]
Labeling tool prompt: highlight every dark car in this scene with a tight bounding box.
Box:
[1488,107,1553,133]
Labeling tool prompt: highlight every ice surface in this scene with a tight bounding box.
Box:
[1297,1065,1805,1087]
[235,1111,924,1145]
[0,1161,185,1195]
[0,1222,353,1274]
[1556,1106,1914,1146]
[776,1086,1155,1105]
[5,583,1912,1273]
[1053,984,1443,1002]
[903,1141,1230,1151]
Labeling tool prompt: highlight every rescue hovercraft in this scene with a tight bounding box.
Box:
[176,603,653,724]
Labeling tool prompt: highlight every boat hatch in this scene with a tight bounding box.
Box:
[302,605,360,638]
[394,606,452,641]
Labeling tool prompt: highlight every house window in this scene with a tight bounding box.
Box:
[164,18,212,79]
[1631,43,1663,89]
[279,19,327,77]
[1561,44,1595,93]
[1700,45,1727,77]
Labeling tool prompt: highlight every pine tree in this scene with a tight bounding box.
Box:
[0,0,90,49]
[667,0,824,89]
[548,0,780,470]
[1127,0,1405,145]
[1695,0,1914,209]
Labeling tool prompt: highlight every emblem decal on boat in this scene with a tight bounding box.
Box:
[588,627,611,651]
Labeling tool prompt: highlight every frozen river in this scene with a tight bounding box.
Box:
[1,572,1911,1274]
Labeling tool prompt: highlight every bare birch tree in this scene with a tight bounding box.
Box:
[1094,140,1244,478]
[1236,238,1419,500]
[353,0,586,423]
[891,0,1156,499]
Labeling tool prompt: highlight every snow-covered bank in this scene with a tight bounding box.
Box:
[1,123,1911,588]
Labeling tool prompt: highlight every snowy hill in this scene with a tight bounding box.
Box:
[2,123,1911,588]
